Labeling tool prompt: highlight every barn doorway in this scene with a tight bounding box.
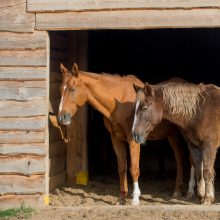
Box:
[48,29,220,203]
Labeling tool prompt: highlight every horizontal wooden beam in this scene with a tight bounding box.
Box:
[0,32,47,50]
[0,67,47,81]
[0,131,45,144]
[0,100,46,117]
[27,0,220,12]
[36,9,220,30]
[0,117,46,131]
[0,143,46,155]
[0,175,45,195]
[0,194,44,209]
[0,0,35,33]
[0,156,45,175]
[0,50,47,66]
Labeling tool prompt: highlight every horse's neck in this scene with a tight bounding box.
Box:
[81,72,125,119]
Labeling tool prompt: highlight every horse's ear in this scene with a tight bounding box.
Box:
[133,84,142,94]
[144,82,154,97]
[72,63,79,77]
[60,63,68,76]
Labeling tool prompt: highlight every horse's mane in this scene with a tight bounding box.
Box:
[80,71,142,85]
[158,82,207,119]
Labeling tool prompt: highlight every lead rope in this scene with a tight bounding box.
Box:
[49,113,70,143]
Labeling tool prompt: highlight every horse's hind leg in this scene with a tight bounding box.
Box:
[168,134,184,198]
[202,145,217,204]
[111,135,128,205]
[188,143,205,203]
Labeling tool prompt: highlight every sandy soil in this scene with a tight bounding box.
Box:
[27,174,220,220]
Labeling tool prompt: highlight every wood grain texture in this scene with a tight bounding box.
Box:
[0,117,46,131]
[0,175,45,195]
[0,143,46,155]
[49,140,66,157]
[0,156,45,175]
[0,31,47,50]
[0,81,46,102]
[49,172,66,191]
[0,0,35,33]
[0,195,44,209]
[0,50,47,66]
[0,131,45,144]
[0,67,47,80]
[36,9,220,30]
[49,155,66,176]
[27,0,220,12]
[0,100,46,117]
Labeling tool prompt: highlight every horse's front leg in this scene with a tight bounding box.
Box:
[129,139,141,205]
[111,135,128,205]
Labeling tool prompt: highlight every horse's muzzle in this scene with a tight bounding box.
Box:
[57,112,72,125]
[133,133,146,144]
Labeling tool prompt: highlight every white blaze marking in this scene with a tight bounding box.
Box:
[132,100,140,135]
[59,85,67,112]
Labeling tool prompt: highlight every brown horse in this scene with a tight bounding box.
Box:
[57,63,185,205]
[132,81,220,204]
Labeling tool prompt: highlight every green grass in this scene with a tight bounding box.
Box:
[0,204,35,219]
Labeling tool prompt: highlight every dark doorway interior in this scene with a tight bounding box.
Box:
[87,29,220,181]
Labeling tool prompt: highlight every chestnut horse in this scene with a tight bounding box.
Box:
[58,63,185,205]
[132,81,220,204]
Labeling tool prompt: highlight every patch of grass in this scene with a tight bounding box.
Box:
[0,203,35,219]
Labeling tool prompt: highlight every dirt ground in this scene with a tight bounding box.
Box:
[27,174,220,220]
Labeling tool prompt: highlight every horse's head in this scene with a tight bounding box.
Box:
[132,83,163,144]
[57,63,87,125]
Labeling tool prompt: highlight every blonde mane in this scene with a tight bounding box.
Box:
[160,83,206,119]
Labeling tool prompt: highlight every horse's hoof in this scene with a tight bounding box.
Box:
[131,199,140,206]
[172,191,182,198]
[116,198,126,205]
[201,197,215,205]
[186,192,195,200]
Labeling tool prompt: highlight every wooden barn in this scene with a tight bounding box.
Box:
[1,0,220,209]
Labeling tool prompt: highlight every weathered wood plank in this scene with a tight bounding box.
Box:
[0,100,46,117]
[27,0,220,12]
[0,117,46,131]
[49,172,66,191]
[0,81,46,88]
[0,0,35,33]
[0,175,45,195]
[0,32,47,50]
[0,195,44,209]
[49,140,66,157]
[0,50,47,66]
[0,67,47,81]
[0,86,46,101]
[0,143,46,155]
[49,155,66,176]
[0,131,45,144]
[0,156,45,175]
[36,9,220,30]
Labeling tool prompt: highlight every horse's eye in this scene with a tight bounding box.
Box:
[143,106,148,111]
[69,88,75,92]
